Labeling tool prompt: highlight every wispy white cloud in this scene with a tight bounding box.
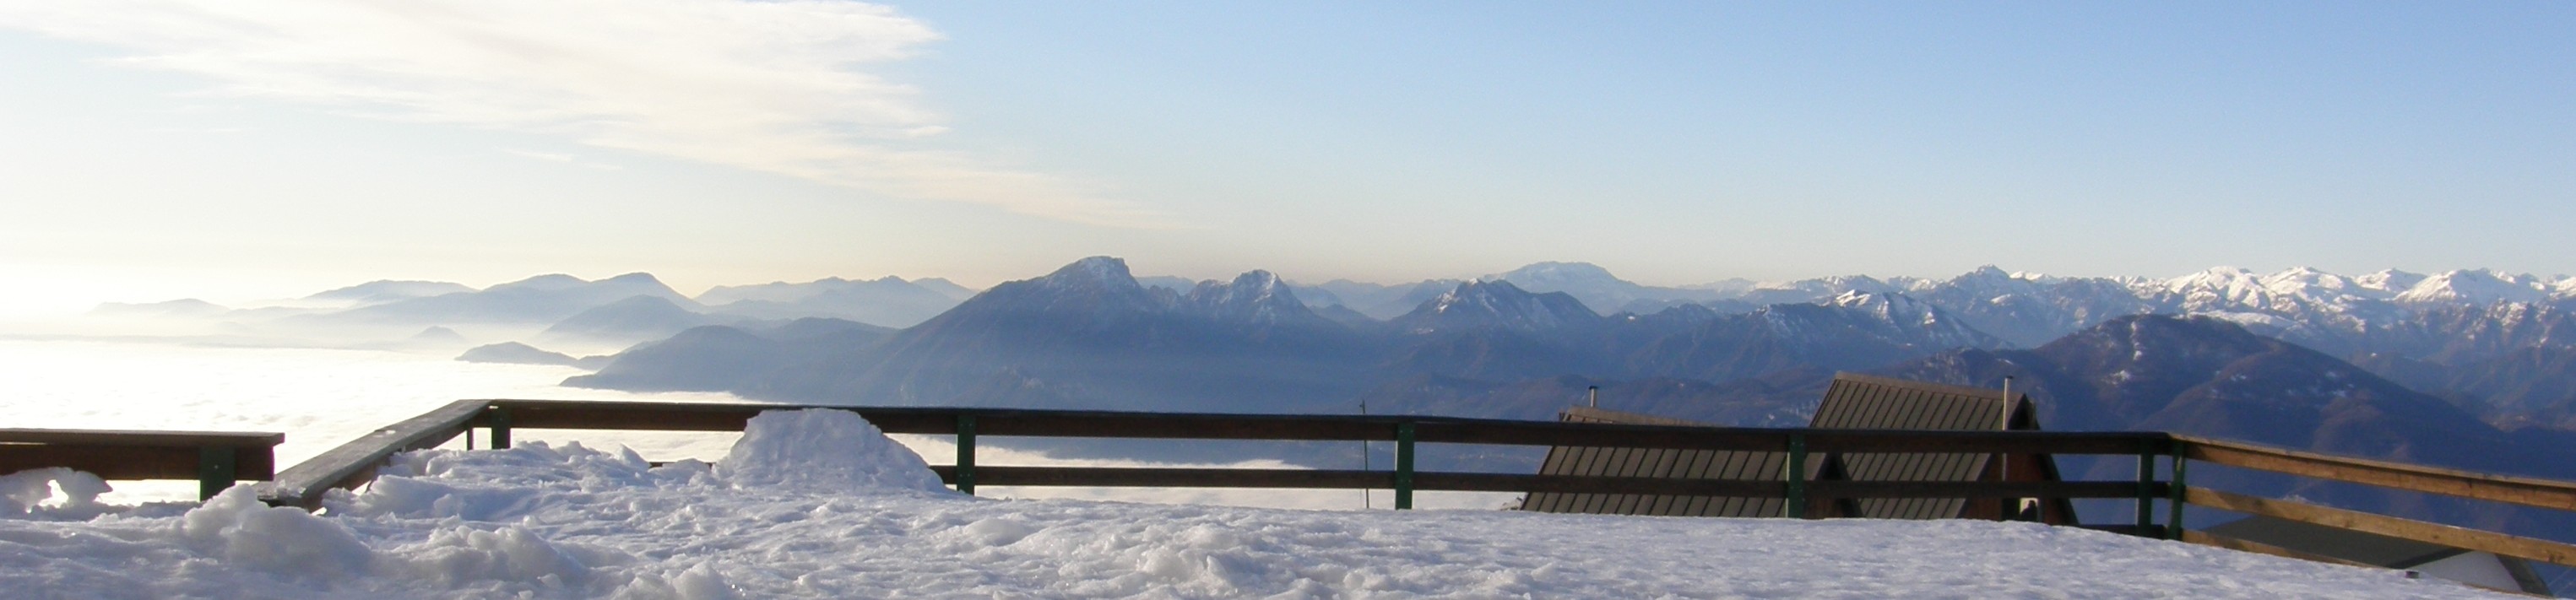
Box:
[0,0,1172,228]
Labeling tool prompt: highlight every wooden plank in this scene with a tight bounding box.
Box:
[914,466,2152,500]
[0,429,283,447]
[0,435,275,483]
[2177,435,2576,511]
[2185,487,2576,568]
[931,467,1388,489]
[258,398,488,508]
[476,400,2171,457]
[1806,431,2165,455]
[2181,530,2380,569]
[0,445,201,479]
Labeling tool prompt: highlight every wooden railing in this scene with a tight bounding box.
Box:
[2171,435,2576,570]
[0,428,281,500]
[255,399,2172,528]
[244,398,2576,577]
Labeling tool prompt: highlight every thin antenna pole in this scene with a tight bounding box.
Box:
[1586,386,1599,408]
[1360,400,1371,510]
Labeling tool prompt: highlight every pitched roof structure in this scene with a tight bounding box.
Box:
[1518,406,1803,517]
[1520,372,2073,523]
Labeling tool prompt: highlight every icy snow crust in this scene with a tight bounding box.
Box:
[1,410,2513,599]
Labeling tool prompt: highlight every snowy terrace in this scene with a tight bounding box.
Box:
[5,400,2573,598]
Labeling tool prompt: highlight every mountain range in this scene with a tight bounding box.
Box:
[72,256,2576,537]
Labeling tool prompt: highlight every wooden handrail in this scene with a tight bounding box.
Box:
[256,398,487,508]
[0,429,283,447]
[2174,435,2576,511]
[2184,487,2576,568]
[921,466,2161,499]
[477,399,2169,453]
[0,428,281,500]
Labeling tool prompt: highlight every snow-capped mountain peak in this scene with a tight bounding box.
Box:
[2394,269,2550,305]
[1391,280,1601,333]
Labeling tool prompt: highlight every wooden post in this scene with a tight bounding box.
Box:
[2137,451,2156,535]
[955,414,977,495]
[1394,422,1415,510]
[1786,434,1809,519]
[488,407,512,450]
[197,446,236,500]
[2167,453,2188,540]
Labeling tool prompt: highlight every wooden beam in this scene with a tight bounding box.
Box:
[0,444,200,480]
[475,399,2170,457]
[0,432,278,483]
[2185,487,2576,569]
[0,429,283,447]
[915,467,2158,500]
[2177,435,2576,511]
[258,398,487,508]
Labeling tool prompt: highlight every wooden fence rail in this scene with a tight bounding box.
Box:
[2168,435,2576,570]
[0,428,281,500]
[256,399,2174,517]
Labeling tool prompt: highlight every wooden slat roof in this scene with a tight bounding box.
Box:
[1813,373,2027,520]
[1521,407,1801,517]
[1518,373,2043,521]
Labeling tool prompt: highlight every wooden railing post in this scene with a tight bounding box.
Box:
[2136,451,2156,535]
[2167,451,2188,540]
[1394,422,1415,510]
[1786,433,1809,519]
[197,446,237,500]
[487,407,512,450]
[955,414,977,496]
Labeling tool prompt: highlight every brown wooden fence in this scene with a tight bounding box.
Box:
[230,398,2576,575]
[2171,435,2576,570]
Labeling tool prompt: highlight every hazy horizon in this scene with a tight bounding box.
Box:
[11,257,2574,324]
[5,3,2571,317]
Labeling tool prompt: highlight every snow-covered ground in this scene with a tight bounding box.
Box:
[0,409,2514,598]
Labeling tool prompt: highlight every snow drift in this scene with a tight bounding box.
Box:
[0,408,2520,598]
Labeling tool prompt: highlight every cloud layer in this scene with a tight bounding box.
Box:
[0,0,1168,227]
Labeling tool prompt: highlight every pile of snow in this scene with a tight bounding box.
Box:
[0,409,2520,598]
[713,408,945,493]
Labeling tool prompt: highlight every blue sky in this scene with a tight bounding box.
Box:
[2,2,2570,312]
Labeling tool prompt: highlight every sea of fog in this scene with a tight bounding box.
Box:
[0,338,1508,510]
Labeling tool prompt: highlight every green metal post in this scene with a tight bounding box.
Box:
[1785,434,1809,519]
[2136,451,2156,535]
[489,408,512,450]
[955,414,977,495]
[1393,422,1415,510]
[197,446,237,500]
[2167,453,2188,540]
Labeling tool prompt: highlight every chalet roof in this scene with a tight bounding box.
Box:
[1813,373,2035,520]
[1518,406,1798,517]
[1520,373,2053,522]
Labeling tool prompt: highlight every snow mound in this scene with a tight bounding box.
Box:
[182,486,373,578]
[716,408,948,494]
[0,467,114,519]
